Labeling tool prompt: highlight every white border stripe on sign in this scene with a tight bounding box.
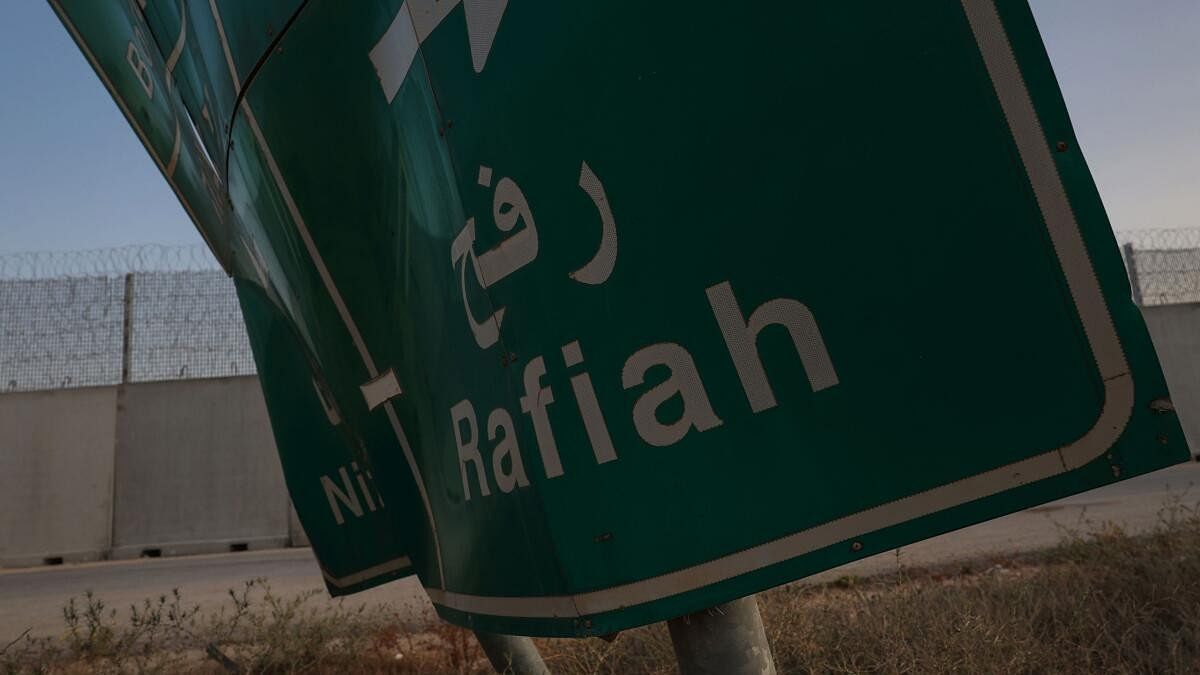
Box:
[424,0,1134,618]
[165,119,182,177]
[236,104,447,587]
[205,2,446,587]
[322,556,413,589]
[164,0,187,78]
[207,0,240,89]
[62,0,1133,619]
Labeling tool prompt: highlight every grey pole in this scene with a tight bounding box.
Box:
[1123,242,1144,306]
[667,595,776,675]
[474,631,550,675]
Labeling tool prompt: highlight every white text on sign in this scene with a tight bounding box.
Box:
[450,280,839,500]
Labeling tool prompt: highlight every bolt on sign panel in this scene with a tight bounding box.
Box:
[51,0,1190,637]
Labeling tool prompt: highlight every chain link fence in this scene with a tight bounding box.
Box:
[1117,229,1200,307]
[1,245,253,393]
[2,232,1198,393]
[1,276,125,392]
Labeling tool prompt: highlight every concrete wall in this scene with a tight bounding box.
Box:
[0,376,304,568]
[1143,303,1200,453]
[288,501,310,548]
[4,305,1200,568]
[111,377,289,558]
[0,387,117,566]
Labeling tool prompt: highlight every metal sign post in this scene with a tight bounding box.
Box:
[474,632,550,675]
[668,595,776,675]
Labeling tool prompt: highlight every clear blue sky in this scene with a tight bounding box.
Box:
[1,1,1197,254]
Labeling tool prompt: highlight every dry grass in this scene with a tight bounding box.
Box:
[6,505,1200,674]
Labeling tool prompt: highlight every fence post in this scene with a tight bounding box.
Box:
[121,273,134,383]
[107,273,135,559]
[1123,242,1144,306]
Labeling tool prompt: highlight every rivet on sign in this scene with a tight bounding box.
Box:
[1150,398,1175,413]
[500,353,509,367]
[1055,141,1069,152]
[1112,466,1122,478]
[851,541,863,552]
[1159,434,1170,446]
[509,353,518,364]
[594,532,614,543]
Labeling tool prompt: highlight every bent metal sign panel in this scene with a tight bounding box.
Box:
[53,0,1189,636]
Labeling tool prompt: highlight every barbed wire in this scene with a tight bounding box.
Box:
[2,232,1199,392]
[128,271,255,382]
[0,243,220,280]
[1115,228,1200,251]
[1118,229,1200,306]
[1,247,252,391]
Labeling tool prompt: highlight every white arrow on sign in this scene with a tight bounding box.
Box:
[370,0,509,103]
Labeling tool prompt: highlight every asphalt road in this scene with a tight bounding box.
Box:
[3,462,1198,641]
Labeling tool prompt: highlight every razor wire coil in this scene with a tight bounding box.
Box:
[3,233,1199,393]
[1,245,250,392]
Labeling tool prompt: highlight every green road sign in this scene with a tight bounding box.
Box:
[53,0,1190,637]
